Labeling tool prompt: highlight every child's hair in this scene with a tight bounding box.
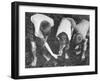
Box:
[57,32,69,44]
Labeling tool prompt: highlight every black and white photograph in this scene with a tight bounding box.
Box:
[25,12,90,68]
[11,1,97,79]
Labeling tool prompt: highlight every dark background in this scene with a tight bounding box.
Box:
[25,12,89,68]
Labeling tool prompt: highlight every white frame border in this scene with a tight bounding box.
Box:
[19,5,95,76]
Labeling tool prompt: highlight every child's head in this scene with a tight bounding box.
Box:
[40,20,51,37]
[58,32,69,46]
